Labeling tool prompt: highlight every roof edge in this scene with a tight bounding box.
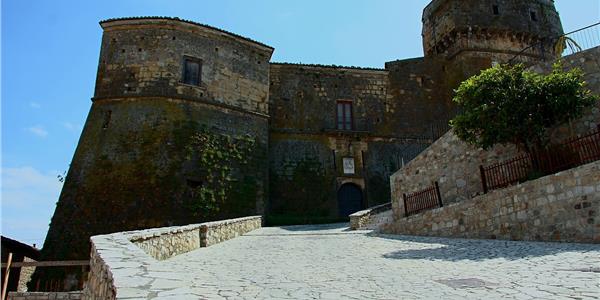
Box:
[100,16,274,51]
[270,62,386,72]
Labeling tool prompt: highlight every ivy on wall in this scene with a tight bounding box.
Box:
[187,127,256,215]
[270,157,333,218]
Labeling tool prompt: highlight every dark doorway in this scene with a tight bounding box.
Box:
[337,183,363,218]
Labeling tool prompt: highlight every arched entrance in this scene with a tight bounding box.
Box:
[337,183,363,218]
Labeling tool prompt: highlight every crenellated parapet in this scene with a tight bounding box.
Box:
[422,0,563,62]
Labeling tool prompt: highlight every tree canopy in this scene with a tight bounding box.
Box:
[450,63,597,153]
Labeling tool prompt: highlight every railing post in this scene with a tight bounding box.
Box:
[434,181,443,207]
[1,252,12,300]
[479,165,488,194]
[402,193,408,217]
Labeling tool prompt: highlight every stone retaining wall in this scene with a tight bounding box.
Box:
[389,47,600,220]
[383,161,600,243]
[83,216,261,299]
[8,292,82,300]
[349,203,392,230]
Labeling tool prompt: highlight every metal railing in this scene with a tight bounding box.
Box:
[509,22,600,64]
[480,154,532,194]
[1,258,89,294]
[480,126,600,193]
[403,182,443,217]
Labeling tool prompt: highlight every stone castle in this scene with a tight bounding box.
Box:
[37,0,564,282]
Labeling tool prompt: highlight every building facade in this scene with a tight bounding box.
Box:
[35,0,563,287]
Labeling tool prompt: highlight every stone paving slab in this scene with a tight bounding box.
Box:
[118,223,599,299]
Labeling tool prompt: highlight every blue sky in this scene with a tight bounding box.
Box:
[2,0,599,247]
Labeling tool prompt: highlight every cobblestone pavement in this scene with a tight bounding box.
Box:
[143,223,599,299]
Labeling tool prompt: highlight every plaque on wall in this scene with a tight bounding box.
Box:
[343,157,355,174]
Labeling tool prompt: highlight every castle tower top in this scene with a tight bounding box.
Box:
[422,0,563,61]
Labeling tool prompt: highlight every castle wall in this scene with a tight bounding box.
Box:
[385,57,457,137]
[36,18,273,286]
[388,47,600,228]
[96,18,273,115]
[268,63,439,219]
[423,0,563,61]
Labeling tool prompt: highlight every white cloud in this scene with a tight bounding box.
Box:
[1,166,64,246]
[29,102,42,109]
[26,125,48,138]
[62,122,82,133]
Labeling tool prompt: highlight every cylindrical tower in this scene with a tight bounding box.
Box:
[34,17,273,288]
[422,0,563,62]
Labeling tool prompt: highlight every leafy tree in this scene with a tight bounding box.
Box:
[451,63,597,154]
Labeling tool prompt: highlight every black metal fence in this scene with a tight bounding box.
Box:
[480,127,600,193]
[403,182,443,216]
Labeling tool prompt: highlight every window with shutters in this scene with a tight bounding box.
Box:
[336,100,353,130]
[182,56,202,86]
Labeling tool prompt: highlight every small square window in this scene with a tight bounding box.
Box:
[530,11,538,21]
[182,57,202,86]
[492,5,499,15]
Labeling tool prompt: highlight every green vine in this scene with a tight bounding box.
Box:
[187,127,256,215]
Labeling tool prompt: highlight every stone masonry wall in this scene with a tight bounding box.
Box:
[268,62,450,218]
[8,292,82,300]
[201,217,262,247]
[390,130,520,218]
[96,18,273,115]
[17,257,36,292]
[349,202,392,230]
[390,47,600,220]
[83,216,261,299]
[129,225,200,261]
[422,0,562,59]
[383,161,600,243]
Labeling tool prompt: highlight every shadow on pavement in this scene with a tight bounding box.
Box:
[277,222,349,232]
[372,233,600,262]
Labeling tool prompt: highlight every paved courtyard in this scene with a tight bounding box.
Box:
[137,224,599,299]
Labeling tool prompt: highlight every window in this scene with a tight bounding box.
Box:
[492,5,499,15]
[182,57,201,86]
[337,101,353,130]
[530,10,538,21]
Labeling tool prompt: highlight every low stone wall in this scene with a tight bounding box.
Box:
[84,243,116,300]
[350,203,392,230]
[201,216,262,247]
[83,216,261,299]
[129,225,201,261]
[8,292,82,300]
[383,161,600,243]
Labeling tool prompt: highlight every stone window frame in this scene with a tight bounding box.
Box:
[336,100,354,131]
[181,55,203,86]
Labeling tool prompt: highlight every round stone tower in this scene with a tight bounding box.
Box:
[34,17,273,287]
[422,0,563,62]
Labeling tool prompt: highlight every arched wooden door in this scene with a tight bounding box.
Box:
[337,183,363,218]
